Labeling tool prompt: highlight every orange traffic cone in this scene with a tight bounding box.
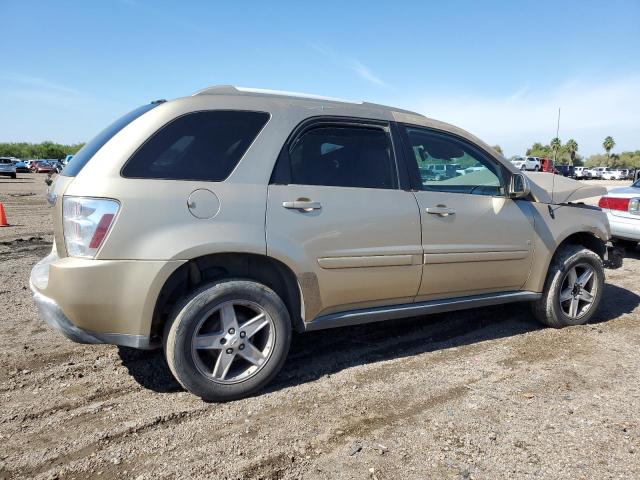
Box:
[0,203,8,227]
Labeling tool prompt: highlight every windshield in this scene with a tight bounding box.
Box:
[62,102,160,177]
[633,178,640,188]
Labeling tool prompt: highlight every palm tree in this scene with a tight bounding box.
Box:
[603,136,615,158]
[565,139,578,165]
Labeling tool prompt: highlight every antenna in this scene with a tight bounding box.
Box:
[554,107,561,163]
[552,107,560,204]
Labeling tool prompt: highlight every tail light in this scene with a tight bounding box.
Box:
[598,196,639,214]
[62,197,119,258]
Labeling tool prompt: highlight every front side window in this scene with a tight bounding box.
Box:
[288,126,397,189]
[402,126,505,196]
[122,110,269,181]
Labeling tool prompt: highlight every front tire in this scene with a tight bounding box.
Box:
[164,279,291,402]
[532,245,604,328]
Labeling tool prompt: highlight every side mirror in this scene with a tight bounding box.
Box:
[508,172,530,199]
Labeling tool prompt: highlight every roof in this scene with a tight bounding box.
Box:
[192,85,421,116]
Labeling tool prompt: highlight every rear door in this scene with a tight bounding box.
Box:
[398,125,534,300]
[266,119,423,319]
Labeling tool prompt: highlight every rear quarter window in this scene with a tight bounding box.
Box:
[121,110,269,181]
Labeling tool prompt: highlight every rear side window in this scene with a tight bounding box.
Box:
[122,111,269,181]
[62,102,159,177]
[288,126,397,189]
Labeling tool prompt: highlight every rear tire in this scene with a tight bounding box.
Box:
[164,279,291,402]
[532,245,604,328]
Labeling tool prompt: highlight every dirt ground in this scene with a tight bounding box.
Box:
[1,174,639,480]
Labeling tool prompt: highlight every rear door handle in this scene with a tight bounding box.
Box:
[425,206,455,216]
[283,200,322,211]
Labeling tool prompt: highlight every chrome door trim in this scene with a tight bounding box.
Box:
[317,254,419,269]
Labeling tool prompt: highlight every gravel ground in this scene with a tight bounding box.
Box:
[0,174,639,480]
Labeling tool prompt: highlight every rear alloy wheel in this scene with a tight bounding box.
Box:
[532,245,604,328]
[164,279,291,401]
[191,300,275,383]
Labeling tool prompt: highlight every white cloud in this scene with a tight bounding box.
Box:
[394,75,640,157]
[309,43,388,87]
[0,72,81,96]
[349,61,387,87]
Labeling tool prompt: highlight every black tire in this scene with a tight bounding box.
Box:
[531,245,604,328]
[11,174,16,179]
[164,279,291,402]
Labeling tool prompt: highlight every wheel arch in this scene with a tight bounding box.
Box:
[537,231,607,290]
[150,252,305,342]
[555,231,607,259]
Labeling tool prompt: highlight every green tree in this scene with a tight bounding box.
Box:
[565,139,578,165]
[526,142,552,158]
[603,136,615,158]
[492,145,503,155]
[0,141,84,159]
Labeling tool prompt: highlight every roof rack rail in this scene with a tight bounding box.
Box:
[192,85,363,104]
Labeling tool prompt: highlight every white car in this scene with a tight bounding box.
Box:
[574,167,591,179]
[598,179,640,248]
[602,168,626,180]
[511,156,541,171]
[589,166,608,179]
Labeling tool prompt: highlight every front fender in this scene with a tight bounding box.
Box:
[523,203,610,293]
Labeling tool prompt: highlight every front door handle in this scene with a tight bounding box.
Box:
[426,205,455,216]
[283,200,322,211]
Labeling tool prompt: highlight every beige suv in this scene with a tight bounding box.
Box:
[31,86,623,401]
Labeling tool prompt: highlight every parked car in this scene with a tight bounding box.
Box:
[511,156,541,171]
[598,178,640,250]
[0,157,17,178]
[11,159,30,173]
[539,158,556,173]
[555,165,575,178]
[589,166,608,179]
[602,168,626,180]
[31,86,623,401]
[30,161,56,173]
[573,167,590,179]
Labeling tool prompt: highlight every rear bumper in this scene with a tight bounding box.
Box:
[30,245,185,349]
[30,282,154,348]
[607,212,640,242]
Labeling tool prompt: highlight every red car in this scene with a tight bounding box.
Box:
[30,161,55,173]
[539,158,556,173]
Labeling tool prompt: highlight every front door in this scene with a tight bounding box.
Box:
[266,121,423,319]
[398,125,534,300]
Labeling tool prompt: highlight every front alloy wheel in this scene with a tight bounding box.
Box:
[558,263,597,320]
[531,245,604,328]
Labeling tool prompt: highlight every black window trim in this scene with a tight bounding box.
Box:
[269,116,410,190]
[120,109,271,182]
[396,122,511,197]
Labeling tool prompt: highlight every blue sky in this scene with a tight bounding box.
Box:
[1,0,639,156]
